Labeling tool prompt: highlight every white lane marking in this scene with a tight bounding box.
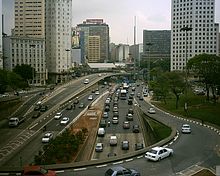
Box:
[74,168,87,171]
[125,158,134,162]
[96,164,107,168]
[137,155,144,159]
[55,170,65,173]
[113,161,123,165]
[29,122,39,130]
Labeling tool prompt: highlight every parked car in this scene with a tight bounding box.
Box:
[145,146,173,161]
[107,152,117,157]
[121,140,129,150]
[22,165,56,176]
[181,124,191,133]
[54,112,62,119]
[148,107,156,114]
[105,166,140,176]
[95,143,103,152]
[135,143,144,151]
[60,117,69,125]
[42,132,53,143]
[133,124,140,133]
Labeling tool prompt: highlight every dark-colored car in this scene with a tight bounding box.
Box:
[133,124,140,133]
[135,143,144,150]
[105,166,140,176]
[40,105,48,112]
[66,104,73,110]
[32,112,41,118]
[121,140,129,150]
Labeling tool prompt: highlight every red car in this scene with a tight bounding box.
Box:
[22,165,56,176]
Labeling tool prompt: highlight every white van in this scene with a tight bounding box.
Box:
[97,128,105,137]
[110,135,117,146]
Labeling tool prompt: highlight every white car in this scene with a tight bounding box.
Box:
[60,117,69,125]
[145,146,173,161]
[95,143,103,152]
[95,91,100,95]
[42,132,53,143]
[88,94,93,100]
[148,107,156,114]
[112,117,119,124]
[181,124,191,133]
[54,112,62,119]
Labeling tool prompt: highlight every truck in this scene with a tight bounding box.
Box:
[8,117,25,127]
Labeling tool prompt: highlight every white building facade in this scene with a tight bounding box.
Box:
[3,36,46,85]
[45,0,72,83]
[171,0,219,71]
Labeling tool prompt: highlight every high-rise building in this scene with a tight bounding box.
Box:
[13,0,45,38]
[88,36,100,63]
[45,0,72,82]
[3,0,47,85]
[0,0,3,69]
[77,19,109,63]
[171,0,219,71]
[143,30,171,63]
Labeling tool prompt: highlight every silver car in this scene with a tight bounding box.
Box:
[105,166,140,176]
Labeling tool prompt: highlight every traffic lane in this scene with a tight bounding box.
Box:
[171,123,220,173]
[2,130,47,166]
[138,97,220,173]
[45,74,100,106]
[92,132,144,160]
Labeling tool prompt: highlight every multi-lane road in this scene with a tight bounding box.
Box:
[0,73,219,176]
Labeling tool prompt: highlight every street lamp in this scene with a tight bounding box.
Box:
[146,43,153,83]
[65,49,71,81]
[30,44,36,85]
[180,26,192,68]
[180,26,192,114]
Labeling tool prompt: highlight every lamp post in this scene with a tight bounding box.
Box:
[65,49,71,80]
[180,26,192,114]
[180,26,192,68]
[30,44,36,85]
[146,43,153,84]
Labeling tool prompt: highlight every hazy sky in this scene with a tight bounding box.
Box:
[2,0,220,45]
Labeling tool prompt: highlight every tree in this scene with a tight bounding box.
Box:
[7,71,28,90]
[13,64,35,84]
[165,71,185,109]
[0,69,8,94]
[187,54,220,103]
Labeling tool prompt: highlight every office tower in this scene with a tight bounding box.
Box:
[143,30,171,63]
[88,36,100,63]
[171,0,219,71]
[13,0,45,38]
[45,0,72,82]
[77,19,109,63]
[0,0,2,69]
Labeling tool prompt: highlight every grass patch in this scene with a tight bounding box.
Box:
[154,91,220,127]
[148,118,172,142]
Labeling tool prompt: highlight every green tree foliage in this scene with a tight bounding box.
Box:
[13,64,35,83]
[187,54,220,103]
[150,68,170,104]
[165,71,185,109]
[0,69,28,93]
[34,128,88,165]
[0,69,8,94]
